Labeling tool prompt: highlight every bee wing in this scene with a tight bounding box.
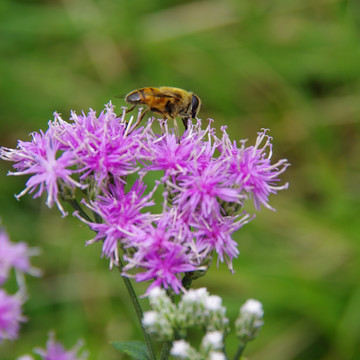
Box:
[152,93,179,99]
[151,87,182,99]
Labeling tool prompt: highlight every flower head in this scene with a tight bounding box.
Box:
[80,179,155,266]
[55,104,148,186]
[0,290,25,342]
[170,340,193,359]
[34,333,88,360]
[1,127,82,216]
[0,228,40,285]
[235,298,264,343]
[222,128,289,210]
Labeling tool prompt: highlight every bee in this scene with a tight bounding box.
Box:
[124,86,201,131]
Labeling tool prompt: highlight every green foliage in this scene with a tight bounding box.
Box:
[0,0,359,359]
[112,341,150,360]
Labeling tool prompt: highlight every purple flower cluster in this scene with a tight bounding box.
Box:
[0,229,39,342]
[0,289,25,342]
[1,103,289,293]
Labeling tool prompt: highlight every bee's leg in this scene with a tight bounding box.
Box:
[124,104,136,114]
[132,107,150,129]
[182,117,190,130]
[173,118,180,138]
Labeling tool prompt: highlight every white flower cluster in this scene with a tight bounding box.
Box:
[142,287,177,341]
[177,288,229,334]
[142,287,228,359]
[235,299,264,344]
[143,287,229,342]
[143,288,264,359]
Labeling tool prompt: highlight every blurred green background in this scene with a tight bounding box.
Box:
[1,0,359,359]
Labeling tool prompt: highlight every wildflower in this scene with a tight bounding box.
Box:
[172,160,242,221]
[121,210,198,294]
[0,229,34,285]
[133,242,197,294]
[80,179,155,265]
[192,213,253,270]
[0,289,25,342]
[34,332,87,360]
[55,104,147,186]
[222,128,289,211]
[144,119,215,180]
[142,287,178,339]
[142,310,174,341]
[201,331,223,352]
[147,286,176,313]
[235,299,264,344]
[0,128,83,216]
[170,340,195,359]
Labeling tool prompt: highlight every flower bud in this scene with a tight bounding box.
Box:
[235,299,264,344]
[142,310,174,341]
[170,340,200,360]
[201,331,223,353]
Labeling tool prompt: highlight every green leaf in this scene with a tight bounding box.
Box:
[111,341,150,360]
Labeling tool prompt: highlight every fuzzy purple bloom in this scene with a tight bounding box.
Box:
[144,119,215,179]
[0,289,25,342]
[221,128,289,210]
[81,179,155,266]
[53,104,149,186]
[172,160,242,221]
[121,210,196,293]
[1,128,82,216]
[34,333,87,360]
[191,213,253,271]
[0,229,34,285]
[133,242,197,294]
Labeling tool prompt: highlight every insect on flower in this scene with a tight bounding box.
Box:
[124,86,201,131]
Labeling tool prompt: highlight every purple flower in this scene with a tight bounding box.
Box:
[1,128,83,216]
[221,128,290,210]
[191,213,253,271]
[172,160,243,221]
[0,289,25,342]
[123,210,197,293]
[144,119,216,180]
[134,243,197,294]
[0,228,40,285]
[80,179,155,265]
[34,333,87,360]
[54,104,149,186]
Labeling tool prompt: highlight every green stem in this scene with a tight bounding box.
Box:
[233,343,246,360]
[65,197,156,359]
[66,198,93,223]
[117,258,156,360]
[160,341,172,360]
[92,210,102,224]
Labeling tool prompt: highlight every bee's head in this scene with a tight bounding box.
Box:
[125,91,142,104]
